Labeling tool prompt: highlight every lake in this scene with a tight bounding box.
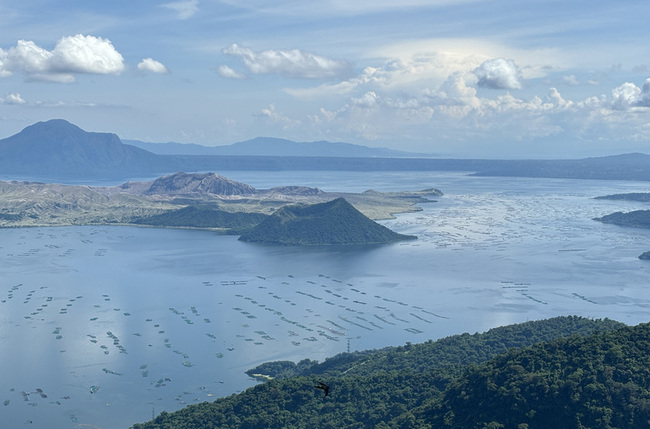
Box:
[2,171,650,428]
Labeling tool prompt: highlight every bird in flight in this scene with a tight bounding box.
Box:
[314,381,330,397]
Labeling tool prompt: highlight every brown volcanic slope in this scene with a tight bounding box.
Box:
[0,172,442,230]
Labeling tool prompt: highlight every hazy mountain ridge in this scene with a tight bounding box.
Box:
[124,136,429,158]
[4,120,650,181]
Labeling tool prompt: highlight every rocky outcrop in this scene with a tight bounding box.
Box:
[145,172,256,196]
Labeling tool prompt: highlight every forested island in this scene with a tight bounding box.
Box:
[129,316,650,429]
[594,210,650,229]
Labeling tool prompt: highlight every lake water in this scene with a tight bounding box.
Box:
[2,171,650,428]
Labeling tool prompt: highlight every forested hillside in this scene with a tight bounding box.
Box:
[130,205,268,233]
[130,316,632,429]
[424,321,650,428]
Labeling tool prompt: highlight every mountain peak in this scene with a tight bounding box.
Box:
[0,119,166,178]
[18,119,88,142]
[145,172,257,196]
[239,197,416,245]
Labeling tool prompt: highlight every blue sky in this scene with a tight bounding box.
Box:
[1,0,650,158]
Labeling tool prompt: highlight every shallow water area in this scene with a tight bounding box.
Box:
[2,171,650,428]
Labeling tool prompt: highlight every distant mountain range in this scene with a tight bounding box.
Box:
[123,136,431,158]
[4,119,650,181]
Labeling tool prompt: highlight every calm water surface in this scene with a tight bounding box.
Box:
[2,171,650,428]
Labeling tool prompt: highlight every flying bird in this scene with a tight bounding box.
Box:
[314,381,330,397]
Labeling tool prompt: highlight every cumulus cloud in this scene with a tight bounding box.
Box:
[217,65,246,79]
[0,35,124,82]
[350,91,380,108]
[137,58,169,74]
[162,0,199,19]
[1,92,25,104]
[473,58,523,89]
[610,79,650,109]
[222,43,350,79]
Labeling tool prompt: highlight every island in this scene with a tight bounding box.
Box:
[593,210,650,229]
[594,192,650,202]
[239,197,417,245]
[593,193,650,259]
[0,172,441,244]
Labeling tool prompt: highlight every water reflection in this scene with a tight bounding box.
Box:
[1,172,650,427]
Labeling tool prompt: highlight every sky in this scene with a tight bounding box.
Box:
[1,0,650,158]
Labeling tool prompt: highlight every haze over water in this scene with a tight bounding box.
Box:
[2,171,650,428]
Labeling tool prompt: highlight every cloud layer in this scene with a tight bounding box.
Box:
[222,44,351,79]
[0,92,25,105]
[162,0,199,19]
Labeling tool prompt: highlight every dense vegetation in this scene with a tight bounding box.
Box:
[130,316,642,429]
[130,205,268,233]
[239,198,416,245]
[425,322,650,428]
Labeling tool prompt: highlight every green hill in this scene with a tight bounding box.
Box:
[129,316,630,429]
[130,205,268,233]
[238,197,416,245]
[424,322,650,428]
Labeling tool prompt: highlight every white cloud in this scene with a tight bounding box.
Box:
[223,43,351,79]
[50,35,124,74]
[0,35,124,82]
[350,91,379,108]
[217,65,246,79]
[257,104,300,129]
[609,79,650,109]
[611,82,640,109]
[162,0,199,19]
[473,58,523,90]
[1,92,25,104]
[216,0,481,18]
[138,58,169,74]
